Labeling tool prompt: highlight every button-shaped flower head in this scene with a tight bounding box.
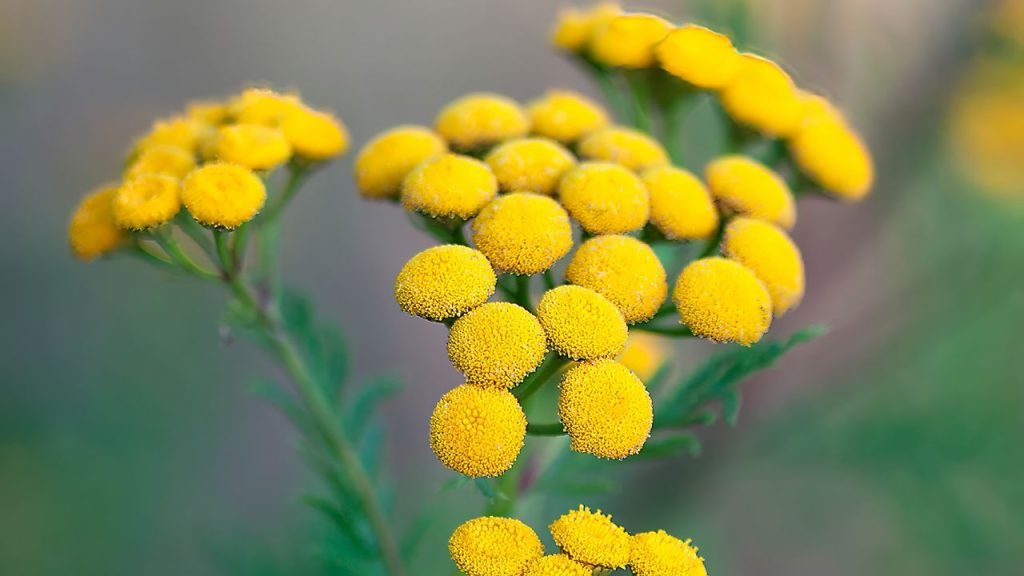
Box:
[125,145,196,180]
[558,360,653,459]
[789,95,874,201]
[629,530,707,576]
[68,185,127,261]
[550,3,621,52]
[537,285,628,360]
[471,193,574,275]
[448,302,548,389]
[430,385,526,477]
[656,24,744,89]
[485,138,577,195]
[722,217,805,315]
[527,90,610,144]
[549,505,630,568]
[578,126,669,171]
[558,162,650,235]
[672,257,772,346]
[402,153,498,220]
[449,516,544,576]
[182,163,267,229]
[705,155,796,229]
[720,54,804,136]
[279,105,349,161]
[354,126,447,200]
[590,13,672,69]
[523,554,591,576]
[394,245,496,322]
[215,124,292,170]
[435,93,529,150]
[618,332,666,382]
[641,165,719,240]
[134,116,207,154]
[229,87,302,126]
[113,173,181,230]
[566,235,667,323]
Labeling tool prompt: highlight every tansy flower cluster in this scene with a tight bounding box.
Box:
[448,505,706,576]
[68,86,348,262]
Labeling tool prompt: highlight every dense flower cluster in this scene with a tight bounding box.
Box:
[68,87,348,261]
[449,505,706,576]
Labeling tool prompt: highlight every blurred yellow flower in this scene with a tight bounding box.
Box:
[471,193,574,275]
[430,384,526,477]
[68,185,127,261]
[124,145,196,180]
[590,13,672,69]
[485,138,576,195]
[550,3,621,52]
[527,90,610,144]
[353,125,447,200]
[719,54,803,136]
[641,165,719,240]
[134,116,207,154]
[435,93,529,150]
[705,155,796,229]
[558,162,650,235]
[181,163,266,229]
[229,87,302,126]
[578,126,669,171]
[722,217,805,315]
[401,153,498,219]
[789,94,873,201]
[618,332,666,382]
[657,24,743,89]
[215,124,292,170]
[279,105,349,160]
[114,173,181,230]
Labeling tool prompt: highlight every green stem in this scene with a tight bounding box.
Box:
[175,212,214,256]
[698,218,728,259]
[513,353,569,402]
[526,422,566,436]
[514,275,533,311]
[542,269,556,290]
[154,229,218,279]
[579,57,630,121]
[131,241,176,270]
[659,89,699,166]
[624,71,654,132]
[232,223,251,273]
[263,165,309,224]
[213,229,233,275]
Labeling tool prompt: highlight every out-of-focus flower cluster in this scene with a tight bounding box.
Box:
[448,505,706,576]
[68,87,348,261]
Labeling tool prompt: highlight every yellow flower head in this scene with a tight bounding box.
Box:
[353,126,448,200]
[527,90,610,144]
[790,113,874,201]
[523,554,591,576]
[656,24,744,89]
[672,257,772,346]
[113,173,181,230]
[720,54,803,136]
[181,162,267,229]
[578,126,669,171]
[124,145,197,180]
[394,245,496,321]
[558,162,650,235]
[186,100,229,125]
[536,285,628,360]
[618,332,666,382]
[558,360,653,459]
[565,235,667,323]
[215,124,292,170]
[629,530,707,576]
[279,105,349,161]
[723,217,805,315]
[429,385,526,477]
[449,516,544,576]
[401,153,498,220]
[471,193,574,275]
[641,165,719,240]
[435,93,529,150]
[229,87,302,126]
[551,3,621,52]
[448,302,548,389]
[590,13,672,69]
[134,116,207,154]
[549,505,630,568]
[705,155,796,229]
[485,138,577,195]
[68,186,127,261]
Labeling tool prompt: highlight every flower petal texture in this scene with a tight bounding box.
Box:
[430,385,527,477]
[527,90,610,144]
[578,126,669,171]
[549,504,630,568]
[672,257,772,346]
[394,245,496,321]
[449,516,544,576]
[182,162,267,229]
[558,162,650,235]
[471,193,574,275]
[448,302,548,389]
[657,24,743,89]
[68,185,127,261]
[402,153,498,219]
[642,165,719,240]
[722,217,805,315]
[558,359,653,459]
[705,155,796,229]
[565,235,667,323]
[485,138,577,195]
[435,93,529,150]
[114,173,181,230]
[537,285,628,360]
[629,530,707,576]
[354,125,447,200]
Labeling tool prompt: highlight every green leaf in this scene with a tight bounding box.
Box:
[474,477,497,499]
[300,494,375,558]
[400,507,436,561]
[645,361,673,395]
[345,375,402,439]
[250,379,310,435]
[722,389,742,426]
[637,434,702,459]
[438,475,470,493]
[531,476,617,496]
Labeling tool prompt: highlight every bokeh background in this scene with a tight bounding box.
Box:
[2,0,1022,574]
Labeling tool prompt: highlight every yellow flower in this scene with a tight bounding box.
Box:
[113,173,181,230]
[558,162,650,235]
[215,124,292,170]
[551,3,621,52]
[279,105,349,160]
[641,165,719,240]
[181,162,267,229]
[578,126,669,171]
[705,155,795,229]
[401,153,498,220]
[449,516,544,576]
[526,90,610,144]
[353,125,448,200]
[470,193,574,275]
[435,93,529,150]
[124,145,196,180]
[629,530,706,576]
[229,87,302,126]
[565,235,667,323]
[134,116,207,154]
[789,111,874,201]
[590,13,672,69]
[656,24,743,89]
[394,245,496,321]
[186,100,228,125]
[448,302,548,389]
[719,54,803,136]
[523,554,591,576]
[68,185,127,261]
[618,332,666,382]
[722,217,805,315]
[549,505,630,568]
[429,385,526,477]
[485,138,577,195]
[672,257,772,346]
[536,285,628,360]
[558,360,653,459]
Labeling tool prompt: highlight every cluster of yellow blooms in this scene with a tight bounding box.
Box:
[449,505,705,576]
[68,87,348,261]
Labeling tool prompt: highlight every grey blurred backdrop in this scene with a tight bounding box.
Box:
[3,1,1022,575]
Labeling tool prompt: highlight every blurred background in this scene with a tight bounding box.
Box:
[2,0,1022,574]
